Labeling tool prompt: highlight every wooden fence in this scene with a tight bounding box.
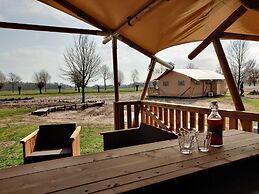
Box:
[114,100,259,133]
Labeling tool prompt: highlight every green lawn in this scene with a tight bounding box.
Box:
[0,123,110,169]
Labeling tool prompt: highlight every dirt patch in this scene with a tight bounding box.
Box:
[10,93,141,128]
[1,88,258,128]
[0,141,15,149]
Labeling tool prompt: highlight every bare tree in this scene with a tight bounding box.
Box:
[41,70,51,92]
[186,62,197,69]
[62,35,101,103]
[71,71,81,93]
[227,40,253,90]
[0,71,6,90]
[118,70,124,87]
[246,66,259,86]
[33,71,45,94]
[100,64,111,90]
[131,69,139,85]
[8,72,21,92]
[153,65,166,77]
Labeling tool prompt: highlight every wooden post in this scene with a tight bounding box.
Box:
[112,37,120,130]
[212,39,245,111]
[112,37,119,102]
[141,59,156,100]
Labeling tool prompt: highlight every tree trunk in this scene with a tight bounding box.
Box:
[39,87,42,94]
[104,78,107,90]
[77,86,80,93]
[12,83,14,93]
[82,86,85,103]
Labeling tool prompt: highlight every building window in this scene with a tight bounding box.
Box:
[178,80,185,86]
[163,81,169,86]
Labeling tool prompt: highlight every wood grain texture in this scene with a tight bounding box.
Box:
[2,130,259,194]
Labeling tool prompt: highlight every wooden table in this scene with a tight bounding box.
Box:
[1,130,259,194]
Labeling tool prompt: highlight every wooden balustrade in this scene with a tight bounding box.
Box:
[114,100,259,133]
[141,100,259,133]
[114,101,141,130]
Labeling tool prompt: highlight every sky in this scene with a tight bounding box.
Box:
[0,0,259,86]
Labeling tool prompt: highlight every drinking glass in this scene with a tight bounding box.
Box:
[178,128,196,154]
[196,131,212,152]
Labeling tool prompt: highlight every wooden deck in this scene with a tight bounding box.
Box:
[1,130,259,194]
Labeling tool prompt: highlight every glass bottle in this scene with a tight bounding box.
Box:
[207,101,223,147]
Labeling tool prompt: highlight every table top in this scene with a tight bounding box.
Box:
[1,130,259,194]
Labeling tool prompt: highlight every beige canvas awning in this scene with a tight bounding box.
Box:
[38,0,259,55]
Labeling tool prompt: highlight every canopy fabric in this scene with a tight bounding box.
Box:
[38,0,259,55]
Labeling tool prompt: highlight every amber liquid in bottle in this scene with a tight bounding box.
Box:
[208,119,223,147]
[207,101,223,147]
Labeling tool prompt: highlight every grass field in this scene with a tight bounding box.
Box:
[0,122,110,168]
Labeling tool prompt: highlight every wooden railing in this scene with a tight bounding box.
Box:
[114,100,259,133]
[141,100,259,133]
[114,101,141,130]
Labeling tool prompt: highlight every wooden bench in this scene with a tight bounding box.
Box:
[101,123,178,150]
[20,123,81,164]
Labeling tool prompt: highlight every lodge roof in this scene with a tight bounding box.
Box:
[155,69,225,81]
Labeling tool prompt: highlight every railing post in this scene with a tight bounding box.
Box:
[127,104,132,128]
[198,113,205,132]
[229,118,238,129]
[190,112,196,129]
[170,109,175,132]
[176,110,181,132]
[182,111,188,128]
[164,108,168,127]
[133,103,140,127]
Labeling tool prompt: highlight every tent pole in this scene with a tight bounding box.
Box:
[141,58,156,100]
[112,37,120,130]
[112,37,119,102]
[212,38,245,111]
[0,21,108,36]
[188,5,246,60]
[222,32,259,41]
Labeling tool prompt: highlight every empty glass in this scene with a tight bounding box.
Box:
[196,131,212,152]
[178,128,196,154]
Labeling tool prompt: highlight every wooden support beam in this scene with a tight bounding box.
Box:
[51,0,109,31]
[188,5,247,60]
[49,0,155,58]
[222,32,259,42]
[212,38,245,111]
[141,59,156,100]
[112,37,119,102]
[0,21,108,36]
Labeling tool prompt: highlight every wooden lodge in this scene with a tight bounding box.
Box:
[1,0,259,193]
[148,69,227,98]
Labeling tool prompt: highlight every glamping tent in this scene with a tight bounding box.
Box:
[148,69,227,98]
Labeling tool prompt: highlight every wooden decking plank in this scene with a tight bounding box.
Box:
[2,134,259,194]
[0,130,253,181]
[1,130,259,194]
[0,130,252,183]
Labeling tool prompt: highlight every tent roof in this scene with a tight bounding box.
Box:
[38,0,259,55]
[156,69,225,81]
